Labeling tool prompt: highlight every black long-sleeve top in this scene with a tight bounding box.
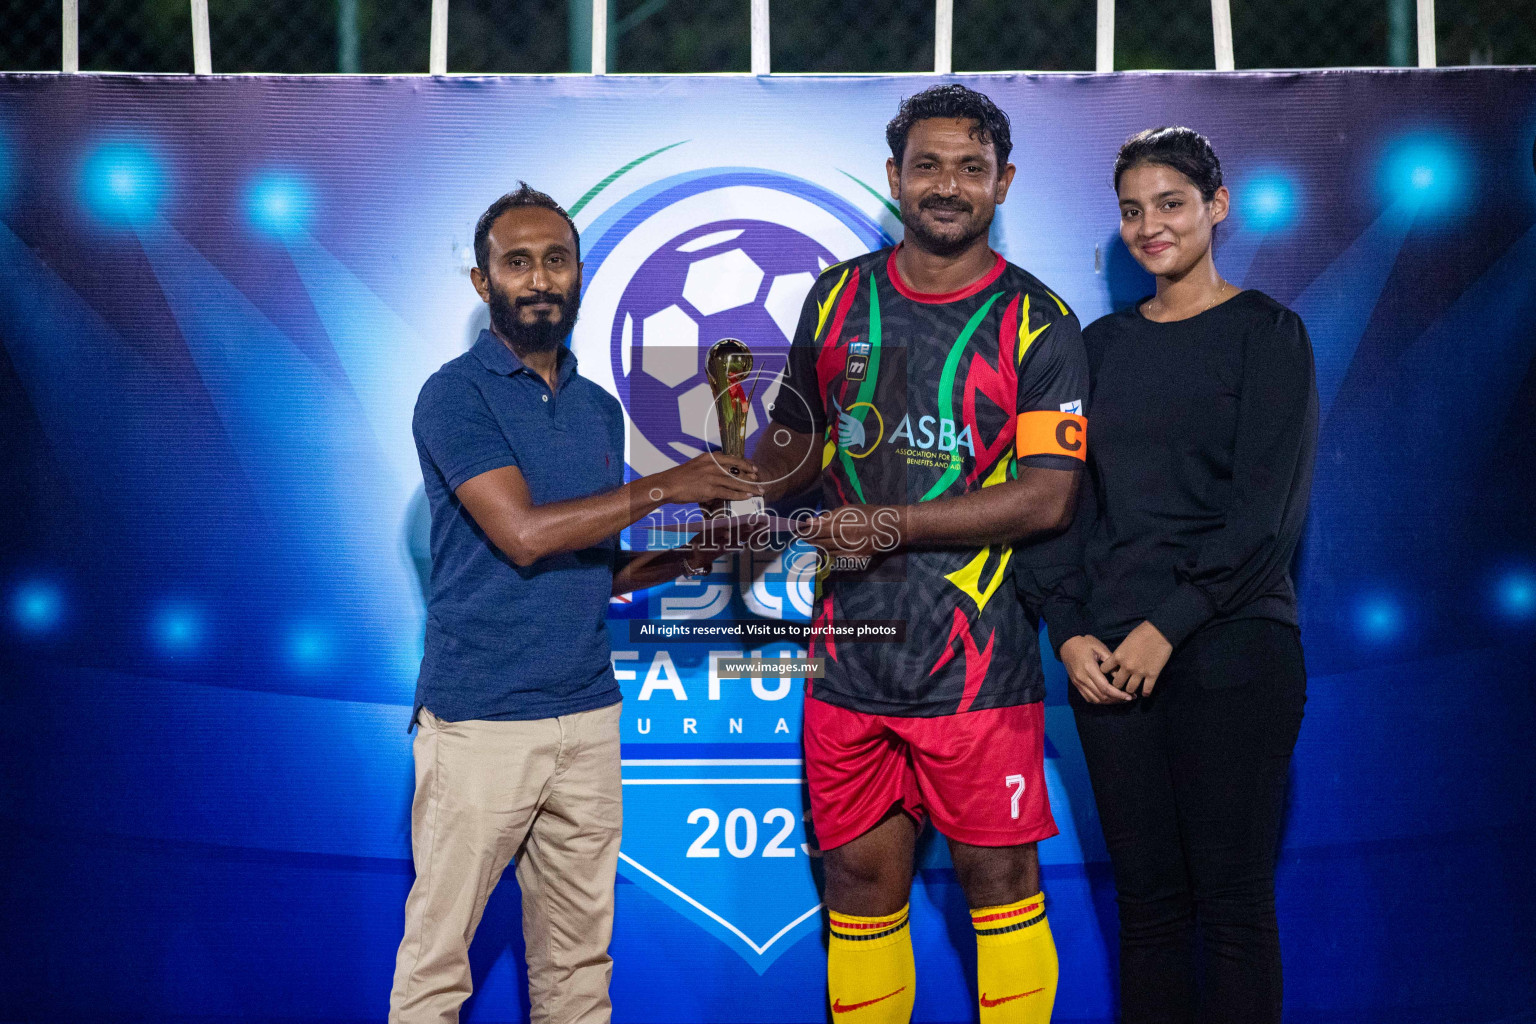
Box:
[1025,289,1318,653]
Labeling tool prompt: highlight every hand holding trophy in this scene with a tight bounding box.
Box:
[705,337,767,517]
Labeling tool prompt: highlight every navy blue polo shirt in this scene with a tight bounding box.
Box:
[411,329,625,723]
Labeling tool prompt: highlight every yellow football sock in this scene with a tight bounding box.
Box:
[972,893,1058,1024]
[827,905,916,1024]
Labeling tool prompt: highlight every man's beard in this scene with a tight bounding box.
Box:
[488,284,581,354]
[901,195,994,257]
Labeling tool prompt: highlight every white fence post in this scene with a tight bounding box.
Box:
[63,0,79,72]
[338,0,360,73]
[1096,0,1114,72]
[591,0,607,74]
[751,0,770,75]
[1211,0,1234,70]
[429,0,448,74]
[934,0,952,74]
[1416,0,1437,67]
[190,0,211,73]
[1388,0,1413,65]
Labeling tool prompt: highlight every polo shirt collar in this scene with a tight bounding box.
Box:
[472,329,578,384]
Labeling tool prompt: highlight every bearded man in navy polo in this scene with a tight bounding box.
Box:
[389,183,760,1024]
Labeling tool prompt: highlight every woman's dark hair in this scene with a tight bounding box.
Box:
[474,182,581,275]
[1113,126,1223,201]
[886,84,1013,167]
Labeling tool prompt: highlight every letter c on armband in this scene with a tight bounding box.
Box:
[1016,411,1087,461]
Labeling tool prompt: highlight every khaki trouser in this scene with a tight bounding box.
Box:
[388,702,623,1024]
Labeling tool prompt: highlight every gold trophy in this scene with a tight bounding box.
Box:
[705,337,766,517]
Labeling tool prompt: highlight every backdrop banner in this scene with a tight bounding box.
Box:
[1,69,1534,1024]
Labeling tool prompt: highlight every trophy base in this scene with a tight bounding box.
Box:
[727,496,766,517]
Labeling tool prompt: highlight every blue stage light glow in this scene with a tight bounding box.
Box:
[153,603,204,654]
[288,624,332,670]
[12,581,63,632]
[1379,133,1467,217]
[1242,172,1298,231]
[246,171,315,237]
[1356,595,1403,641]
[81,141,166,225]
[1498,573,1535,620]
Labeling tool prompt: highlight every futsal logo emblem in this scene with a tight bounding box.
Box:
[572,169,891,479]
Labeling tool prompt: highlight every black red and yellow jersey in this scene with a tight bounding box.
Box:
[770,245,1089,717]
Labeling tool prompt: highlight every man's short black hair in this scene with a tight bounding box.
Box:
[473,182,581,275]
[886,84,1013,168]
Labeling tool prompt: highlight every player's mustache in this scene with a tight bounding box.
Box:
[921,196,971,213]
[515,290,569,307]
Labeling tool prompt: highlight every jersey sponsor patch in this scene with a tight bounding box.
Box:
[844,338,871,381]
[1017,410,1086,460]
[1059,399,1083,415]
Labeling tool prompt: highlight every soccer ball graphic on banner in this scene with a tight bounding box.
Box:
[615,219,829,468]
[571,173,891,482]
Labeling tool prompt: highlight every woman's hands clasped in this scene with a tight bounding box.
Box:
[1103,621,1173,697]
[1060,634,1132,704]
[1062,620,1175,703]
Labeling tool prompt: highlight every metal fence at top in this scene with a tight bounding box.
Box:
[3,0,1534,74]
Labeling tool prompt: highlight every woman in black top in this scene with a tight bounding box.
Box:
[1043,128,1318,1024]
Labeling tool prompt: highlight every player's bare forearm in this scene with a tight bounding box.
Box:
[750,424,821,504]
[613,529,725,594]
[612,549,689,595]
[800,466,1079,557]
[904,466,1079,546]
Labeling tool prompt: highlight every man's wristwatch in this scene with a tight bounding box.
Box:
[680,551,711,577]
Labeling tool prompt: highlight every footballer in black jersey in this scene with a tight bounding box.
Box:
[772,245,1087,717]
[747,84,1086,1024]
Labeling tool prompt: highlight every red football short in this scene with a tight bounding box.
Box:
[803,696,1057,850]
